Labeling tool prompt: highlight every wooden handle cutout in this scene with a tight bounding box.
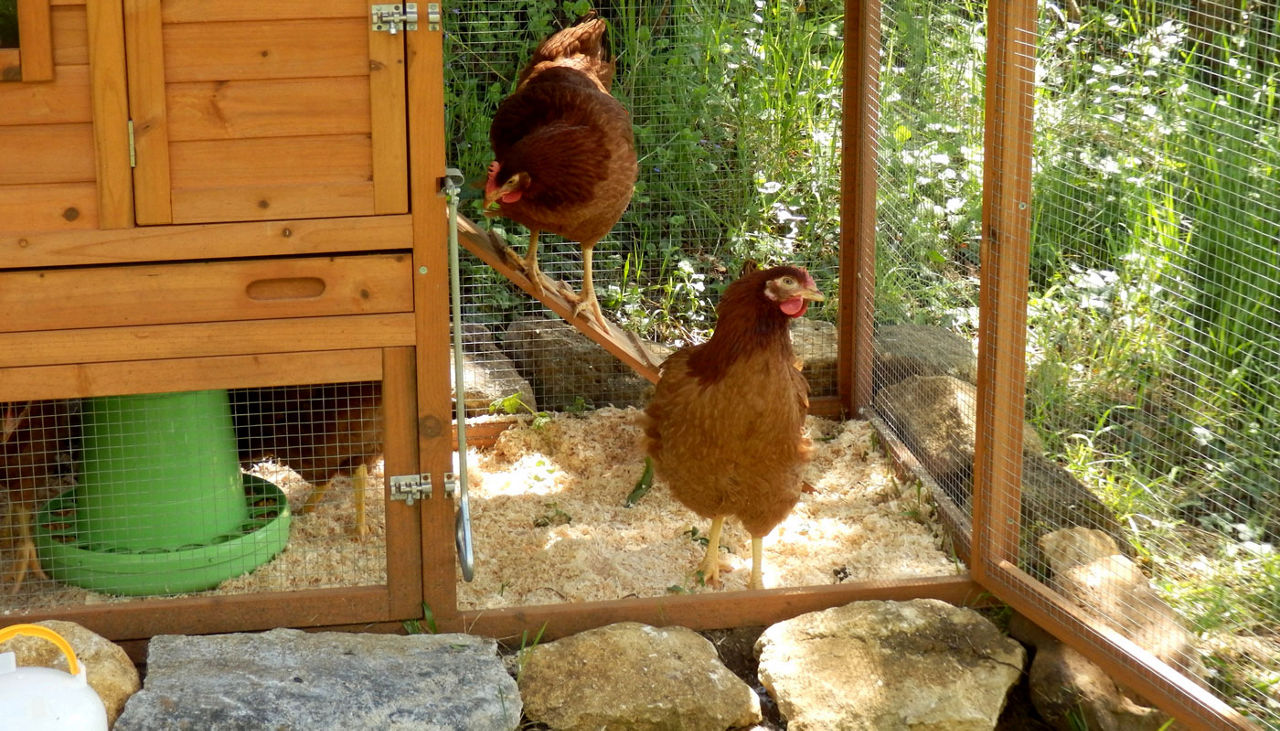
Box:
[245,277,327,300]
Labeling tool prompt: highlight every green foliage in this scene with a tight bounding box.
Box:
[0,0,17,50]
[489,393,552,430]
[402,602,438,635]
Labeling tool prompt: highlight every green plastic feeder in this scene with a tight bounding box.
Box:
[34,390,291,596]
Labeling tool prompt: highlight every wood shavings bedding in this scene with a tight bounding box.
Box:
[456,407,960,609]
[5,409,958,615]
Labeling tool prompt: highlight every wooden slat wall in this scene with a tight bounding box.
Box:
[0,2,99,234]
[164,77,372,141]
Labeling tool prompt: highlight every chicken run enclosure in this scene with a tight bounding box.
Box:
[2,0,1278,727]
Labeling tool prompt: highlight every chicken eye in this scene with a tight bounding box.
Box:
[781,277,796,287]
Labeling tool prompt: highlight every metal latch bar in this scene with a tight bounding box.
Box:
[389,473,431,505]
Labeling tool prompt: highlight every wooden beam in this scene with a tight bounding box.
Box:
[86,0,133,228]
[972,0,1034,579]
[0,214,413,270]
[382,347,425,619]
[0,313,414,368]
[16,0,54,81]
[0,586,398,642]
[985,562,1261,731]
[124,0,173,224]
[0,349,384,401]
[452,574,985,641]
[406,10,460,624]
[456,214,662,384]
[840,0,881,416]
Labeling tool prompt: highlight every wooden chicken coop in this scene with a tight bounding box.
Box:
[1,0,1262,728]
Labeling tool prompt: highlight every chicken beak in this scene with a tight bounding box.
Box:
[799,287,825,303]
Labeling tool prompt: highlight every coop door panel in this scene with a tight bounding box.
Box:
[1,381,400,614]
[124,0,408,225]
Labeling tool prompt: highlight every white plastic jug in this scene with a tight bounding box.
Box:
[0,623,108,731]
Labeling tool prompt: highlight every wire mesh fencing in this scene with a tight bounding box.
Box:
[2,384,388,613]
[444,0,843,413]
[872,0,1280,725]
[442,0,968,609]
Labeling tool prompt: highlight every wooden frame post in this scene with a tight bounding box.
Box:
[839,0,881,417]
[972,4,1256,728]
[405,10,459,628]
[972,0,1034,580]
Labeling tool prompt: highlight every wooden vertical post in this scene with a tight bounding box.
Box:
[839,0,882,417]
[971,0,1035,579]
[87,0,134,228]
[381,347,423,618]
[16,0,53,81]
[406,16,459,625]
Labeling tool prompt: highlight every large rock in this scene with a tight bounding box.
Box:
[790,317,838,398]
[873,324,978,390]
[452,323,537,416]
[873,375,1125,572]
[873,374,1045,485]
[1009,613,1172,731]
[518,621,762,730]
[0,619,139,726]
[756,599,1024,730]
[115,628,520,730]
[1040,528,1204,679]
[503,317,665,411]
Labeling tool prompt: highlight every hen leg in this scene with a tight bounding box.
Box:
[749,536,764,590]
[564,241,606,326]
[501,229,546,295]
[353,463,367,540]
[5,505,47,595]
[301,469,366,540]
[301,476,332,515]
[696,515,726,588]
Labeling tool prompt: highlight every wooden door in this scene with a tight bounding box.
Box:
[124,0,408,225]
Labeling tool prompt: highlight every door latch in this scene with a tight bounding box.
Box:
[371,3,418,34]
[389,473,431,505]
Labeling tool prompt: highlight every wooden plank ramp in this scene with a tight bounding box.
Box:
[455,214,663,383]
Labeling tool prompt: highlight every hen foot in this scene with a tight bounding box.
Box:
[5,507,48,595]
[696,516,727,589]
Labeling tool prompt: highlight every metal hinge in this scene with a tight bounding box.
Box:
[389,473,431,505]
[371,3,419,34]
[127,120,136,168]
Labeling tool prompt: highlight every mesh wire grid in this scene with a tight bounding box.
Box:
[2,384,386,612]
[874,0,1280,724]
[444,0,843,413]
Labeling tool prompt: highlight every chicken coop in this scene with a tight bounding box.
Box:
[3,0,1277,728]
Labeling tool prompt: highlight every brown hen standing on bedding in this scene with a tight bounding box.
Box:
[232,383,382,538]
[484,10,638,327]
[644,264,825,590]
